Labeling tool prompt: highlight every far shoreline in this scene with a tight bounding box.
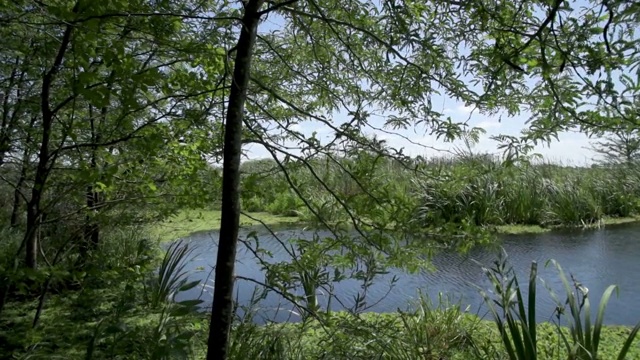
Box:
[151,209,640,243]
[495,216,640,235]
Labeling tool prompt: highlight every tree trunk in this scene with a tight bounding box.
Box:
[24,13,75,268]
[10,166,25,228]
[11,116,37,228]
[24,207,40,269]
[0,57,20,167]
[78,106,103,266]
[79,185,100,265]
[206,1,264,359]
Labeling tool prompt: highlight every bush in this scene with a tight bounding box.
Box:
[266,191,304,216]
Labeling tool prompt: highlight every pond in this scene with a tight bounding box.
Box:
[174,222,640,326]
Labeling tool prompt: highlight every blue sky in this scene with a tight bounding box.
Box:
[243,0,604,165]
[245,101,598,165]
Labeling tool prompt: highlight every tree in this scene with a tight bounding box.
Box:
[205,1,263,358]
[1,0,639,357]
[589,93,640,165]
[204,0,640,358]
[0,0,230,269]
[591,130,640,165]
[0,0,230,317]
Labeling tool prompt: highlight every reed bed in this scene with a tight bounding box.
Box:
[239,154,640,228]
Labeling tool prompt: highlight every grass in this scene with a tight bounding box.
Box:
[5,296,637,360]
[600,216,640,226]
[494,216,640,235]
[495,224,552,235]
[5,154,640,358]
[0,285,208,359]
[150,209,640,244]
[234,155,640,234]
[149,209,302,242]
[0,236,208,360]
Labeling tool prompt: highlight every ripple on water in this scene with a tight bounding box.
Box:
[174,223,640,326]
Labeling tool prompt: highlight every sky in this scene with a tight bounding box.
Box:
[244,100,599,165]
[242,0,608,166]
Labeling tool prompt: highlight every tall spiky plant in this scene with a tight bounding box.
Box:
[544,260,640,360]
[477,250,538,360]
[146,240,199,308]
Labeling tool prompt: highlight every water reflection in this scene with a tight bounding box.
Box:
[175,223,640,326]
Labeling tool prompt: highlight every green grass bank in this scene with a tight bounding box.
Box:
[149,209,301,242]
[2,296,639,359]
[494,215,640,235]
[151,209,640,243]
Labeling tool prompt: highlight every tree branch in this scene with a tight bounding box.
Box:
[258,0,299,16]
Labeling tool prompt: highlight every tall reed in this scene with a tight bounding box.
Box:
[478,251,640,360]
[145,240,198,308]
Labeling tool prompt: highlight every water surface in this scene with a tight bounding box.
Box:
[175,223,640,326]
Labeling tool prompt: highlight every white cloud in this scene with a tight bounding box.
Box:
[310,125,332,134]
[364,130,598,165]
[528,136,595,165]
[439,104,474,116]
[289,124,302,132]
[457,104,475,114]
[476,120,502,130]
[240,115,599,166]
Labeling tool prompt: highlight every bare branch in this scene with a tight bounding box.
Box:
[258,0,299,16]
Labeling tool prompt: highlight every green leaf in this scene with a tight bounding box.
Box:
[178,280,201,292]
[177,299,204,307]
